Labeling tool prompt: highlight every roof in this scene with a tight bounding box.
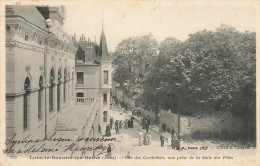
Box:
[96,32,111,62]
[6,5,48,32]
[75,40,99,63]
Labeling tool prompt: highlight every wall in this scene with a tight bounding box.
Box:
[76,65,100,88]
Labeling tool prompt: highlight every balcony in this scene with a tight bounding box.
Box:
[76,97,95,105]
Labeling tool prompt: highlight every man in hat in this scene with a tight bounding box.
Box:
[160,135,164,147]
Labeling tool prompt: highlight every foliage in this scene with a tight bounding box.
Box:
[112,25,256,119]
[112,34,158,92]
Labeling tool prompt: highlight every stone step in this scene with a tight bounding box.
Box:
[55,127,77,131]
[56,118,73,128]
[58,113,71,121]
[56,116,71,125]
[55,113,74,131]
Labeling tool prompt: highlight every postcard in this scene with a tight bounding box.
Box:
[0,0,259,166]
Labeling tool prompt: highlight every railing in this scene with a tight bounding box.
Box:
[76,97,95,104]
[76,97,85,103]
[73,97,100,146]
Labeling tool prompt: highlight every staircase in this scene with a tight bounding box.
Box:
[55,113,77,131]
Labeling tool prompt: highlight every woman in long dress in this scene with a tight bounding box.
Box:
[124,119,128,129]
[107,145,112,157]
[167,133,172,147]
[106,125,111,137]
[119,121,123,129]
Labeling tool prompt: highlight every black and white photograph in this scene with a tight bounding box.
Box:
[1,0,259,165]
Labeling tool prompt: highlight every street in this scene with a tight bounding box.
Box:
[103,104,194,157]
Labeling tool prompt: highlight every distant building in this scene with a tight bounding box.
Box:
[74,26,112,134]
[5,5,77,141]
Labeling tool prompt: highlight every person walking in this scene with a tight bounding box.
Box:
[115,120,119,134]
[130,117,134,128]
[147,117,151,127]
[160,135,164,147]
[119,120,123,129]
[171,128,175,137]
[167,133,172,147]
[138,132,144,146]
[141,117,145,129]
[128,119,131,128]
[146,122,149,133]
[171,133,178,149]
[107,145,112,157]
[111,117,114,129]
[124,119,128,129]
[110,117,113,129]
[98,124,102,135]
[162,123,166,133]
[106,125,111,137]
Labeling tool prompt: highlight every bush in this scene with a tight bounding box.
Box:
[191,130,256,146]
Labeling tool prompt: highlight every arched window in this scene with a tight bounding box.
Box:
[76,92,84,97]
[49,68,55,113]
[57,68,61,111]
[64,68,67,102]
[38,76,44,120]
[76,92,84,103]
[24,77,30,130]
[103,111,107,122]
[103,94,107,105]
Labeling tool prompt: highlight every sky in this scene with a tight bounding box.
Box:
[63,1,256,52]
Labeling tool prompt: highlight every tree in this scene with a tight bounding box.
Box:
[112,34,158,95]
[140,25,255,117]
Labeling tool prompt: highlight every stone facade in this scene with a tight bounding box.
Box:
[5,6,77,141]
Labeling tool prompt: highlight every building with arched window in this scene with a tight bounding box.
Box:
[5,5,112,153]
[5,5,76,142]
[74,25,112,137]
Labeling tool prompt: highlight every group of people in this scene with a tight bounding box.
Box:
[124,117,134,129]
[105,117,124,136]
[131,109,141,117]
[115,120,123,134]
[141,116,151,133]
[159,127,182,150]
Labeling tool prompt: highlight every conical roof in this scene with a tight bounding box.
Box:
[96,31,111,62]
